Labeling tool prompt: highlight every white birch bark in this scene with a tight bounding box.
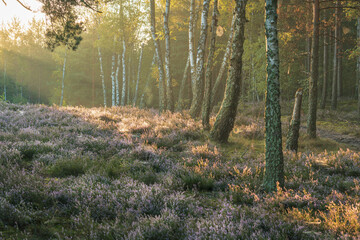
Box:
[111,36,116,107]
[133,45,143,106]
[189,0,196,95]
[164,0,174,111]
[60,47,67,107]
[98,46,107,108]
[121,40,127,106]
[115,54,121,106]
[189,0,211,118]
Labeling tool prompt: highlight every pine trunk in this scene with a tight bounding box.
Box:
[286,89,303,152]
[133,46,143,106]
[210,12,236,109]
[337,7,343,98]
[263,0,284,192]
[320,29,328,109]
[121,40,126,106]
[331,2,340,110]
[177,55,190,111]
[209,0,247,143]
[60,48,67,107]
[202,0,218,129]
[150,0,167,112]
[98,46,107,107]
[358,17,360,114]
[307,0,319,139]
[189,0,211,118]
[164,0,174,111]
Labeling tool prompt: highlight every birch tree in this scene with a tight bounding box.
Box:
[111,37,117,107]
[202,0,218,129]
[150,0,167,112]
[307,0,320,139]
[60,47,67,107]
[189,0,196,99]
[164,0,174,111]
[263,0,284,192]
[121,40,126,106]
[97,45,107,107]
[210,0,247,143]
[189,0,211,118]
[115,54,121,106]
[133,46,143,106]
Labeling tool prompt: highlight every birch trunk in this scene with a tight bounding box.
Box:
[263,0,284,192]
[210,0,247,142]
[189,0,196,98]
[189,0,211,118]
[202,0,218,129]
[177,55,190,111]
[286,89,303,152]
[98,46,107,107]
[60,47,67,107]
[307,0,320,139]
[331,2,340,110]
[140,54,156,109]
[164,0,174,111]
[133,46,143,106]
[150,0,167,112]
[115,54,121,106]
[111,37,116,107]
[320,29,328,109]
[210,12,236,108]
[127,50,131,105]
[121,40,127,106]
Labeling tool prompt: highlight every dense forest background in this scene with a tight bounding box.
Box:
[0,0,358,109]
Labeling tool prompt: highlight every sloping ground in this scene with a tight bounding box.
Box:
[0,102,360,239]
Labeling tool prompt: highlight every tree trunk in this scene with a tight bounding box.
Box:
[331,2,340,110]
[111,37,116,107]
[337,7,343,98]
[286,89,303,152]
[189,0,211,118]
[127,49,131,105]
[177,55,190,111]
[320,29,328,109]
[121,40,127,106]
[202,0,218,129]
[115,53,121,106]
[358,17,360,114]
[210,12,236,109]
[209,0,247,143]
[60,47,67,107]
[150,0,167,112]
[263,0,284,192]
[189,0,196,101]
[307,0,319,139]
[164,0,174,111]
[140,54,156,109]
[98,46,107,108]
[133,46,143,106]
[3,60,6,101]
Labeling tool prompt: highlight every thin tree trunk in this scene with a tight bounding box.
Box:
[164,0,174,111]
[133,46,143,106]
[177,55,190,111]
[307,0,320,139]
[3,60,6,101]
[150,0,167,112]
[127,49,131,105]
[98,46,107,107]
[111,37,116,107]
[189,0,196,99]
[331,2,340,110]
[115,54,121,106]
[60,47,67,107]
[202,0,218,129]
[189,0,211,118]
[140,54,156,109]
[337,13,343,98]
[210,0,247,142]
[210,12,236,109]
[263,0,284,192]
[121,40,127,106]
[286,89,303,152]
[320,29,328,109]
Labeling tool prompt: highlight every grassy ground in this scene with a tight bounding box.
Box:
[0,101,359,239]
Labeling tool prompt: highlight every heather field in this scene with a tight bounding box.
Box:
[0,102,360,239]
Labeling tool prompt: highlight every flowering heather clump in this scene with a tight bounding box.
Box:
[0,102,360,239]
